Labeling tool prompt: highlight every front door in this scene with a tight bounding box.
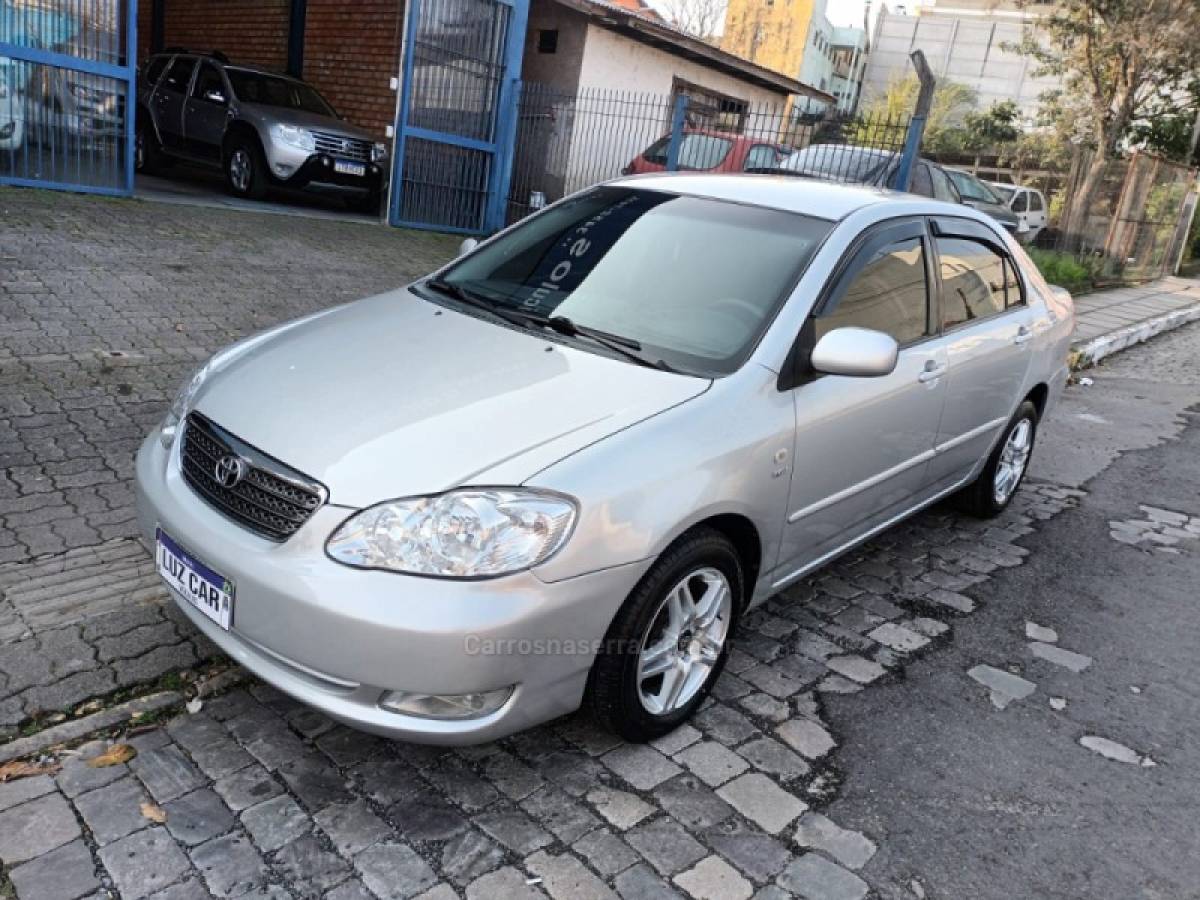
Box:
[777,218,948,581]
[153,55,196,151]
[925,218,1034,487]
[184,62,229,163]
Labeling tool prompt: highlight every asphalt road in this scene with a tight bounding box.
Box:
[823,322,1200,900]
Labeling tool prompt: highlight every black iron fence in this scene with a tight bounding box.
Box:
[505,83,913,225]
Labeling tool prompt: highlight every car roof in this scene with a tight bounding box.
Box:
[612,172,914,221]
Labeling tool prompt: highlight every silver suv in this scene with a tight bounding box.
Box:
[136,51,388,212]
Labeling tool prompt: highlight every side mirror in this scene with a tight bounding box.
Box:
[203,89,227,104]
[811,327,898,378]
[458,237,479,257]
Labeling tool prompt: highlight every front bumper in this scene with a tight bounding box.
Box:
[135,432,647,744]
[263,140,386,192]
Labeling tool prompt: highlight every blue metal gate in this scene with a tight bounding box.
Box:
[389,0,528,234]
[0,0,137,195]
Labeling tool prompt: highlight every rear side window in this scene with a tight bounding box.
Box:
[910,163,933,198]
[818,237,930,345]
[929,165,958,202]
[161,57,196,95]
[1029,192,1045,212]
[743,144,781,171]
[937,237,1011,327]
[143,56,170,87]
[1012,192,1028,212]
[643,134,733,170]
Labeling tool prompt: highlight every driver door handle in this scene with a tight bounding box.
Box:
[1014,325,1033,345]
[918,360,947,383]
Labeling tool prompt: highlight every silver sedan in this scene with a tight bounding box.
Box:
[135,175,1074,744]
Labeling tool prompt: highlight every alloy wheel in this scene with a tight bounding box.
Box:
[993,418,1033,505]
[637,566,732,716]
[229,149,251,193]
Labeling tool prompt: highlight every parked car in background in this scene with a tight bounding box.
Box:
[0,58,24,150]
[989,182,1049,244]
[136,176,1073,744]
[625,129,789,175]
[136,50,388,212]
[945,169,1020,235]
[25,65,123,143]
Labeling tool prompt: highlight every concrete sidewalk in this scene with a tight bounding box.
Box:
[1070,276,1200,369]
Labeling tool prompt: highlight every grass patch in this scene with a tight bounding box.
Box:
[1026,248,1102,295]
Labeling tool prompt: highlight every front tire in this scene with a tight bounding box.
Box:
[955,401,1038,518]
[588,528,742,742]
[224,138,268,199]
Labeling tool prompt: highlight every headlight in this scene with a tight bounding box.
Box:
[326,489,577,578]
[271,123,316,153]
[371,141,388,163]
[160,362,211,448]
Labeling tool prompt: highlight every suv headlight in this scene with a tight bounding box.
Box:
[160,362,211,448]
[271,123,316,153]
[371,141,388,163]
[326,489,577,578]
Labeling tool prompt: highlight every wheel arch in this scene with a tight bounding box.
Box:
[1024,382,1049,420]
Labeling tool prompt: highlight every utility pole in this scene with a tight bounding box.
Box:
[893,49,936,192]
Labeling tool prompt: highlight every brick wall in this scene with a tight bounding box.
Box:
[144,0,292,73]
[302,0,403,138]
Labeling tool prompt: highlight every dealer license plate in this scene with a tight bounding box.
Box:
[334,159,366,177]
[156,528,234,630]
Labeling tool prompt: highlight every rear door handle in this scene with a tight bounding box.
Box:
[1014,325,1033,345]
[918,360,947,383]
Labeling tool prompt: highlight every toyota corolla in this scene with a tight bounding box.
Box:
[135,176,1074,744]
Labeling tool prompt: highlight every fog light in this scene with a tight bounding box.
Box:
[379,687,513,720]
[273,162,295,178]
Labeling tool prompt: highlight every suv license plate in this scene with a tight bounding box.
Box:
[334,160,366,177]
[156,528,234,630]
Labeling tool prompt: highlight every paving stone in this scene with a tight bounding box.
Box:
[923,588,976,614]
[692,705,758,745]
[816,674,862,694]
[389,787,471,843]
[75,776,152,845]
[279,755,354,811]
[909,617,949,638]
[0,791,81,864]
[475,804,553,855]
[0,773,55,811]
[589,786,656,830]
[775,719,836,761]
[1025,622,1058,643]
[614,863,687,900]
[441,829,505,887]
[867,622,930,653]
[130,743,205,803]
[776,854,868,900]
[701,819,791,882]
[213,763,282,811]
[241,793,311,851]
[99,826,191,900]
[274,833,352,896]
[525,848,618,899]
[653,775,735,830]
[825,655,887,685]
[520,786,600,844]
[355,840,438,900]
[1029,641,1092,672]
[316,726,388,768]
[574,827,639,876]
[792,812,877,870]
[56,751,128,798]
[144,876,212,900]
[674,740,750,787]
[315,799,393,856]
[736,692,790,723]
[735,737,810,780]
[9,837,99,900]
[353,758,426,807]
[482,751,545,801]
[465,866,544,900]
[716,774,807,835]
[1080,735,1147,766]
[603,744,682,790]
[535,750,607,798]
[163,787,236,846]
[626,817,708,876]
[967,665,1037,709]
[190,831,269,898]
[673,855,753,900]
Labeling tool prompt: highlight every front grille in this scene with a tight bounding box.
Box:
[312,131,371,162]
[180,413,326,542]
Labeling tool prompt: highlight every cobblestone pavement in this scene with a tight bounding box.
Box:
[0,187,1190,899]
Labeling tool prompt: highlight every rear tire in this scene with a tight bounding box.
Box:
[587,528,742,742]
[135,119,166,173]
[224,137,268,200]
[955,401,1038,518]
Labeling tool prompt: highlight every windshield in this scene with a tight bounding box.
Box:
[643,133,734,170]
[225,69,336,117]
[430,187,833,376]
[991,184,1016,203]
[947,170,1003,204]
[780,145,893,182]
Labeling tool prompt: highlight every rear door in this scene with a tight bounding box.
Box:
[153,56,196,151]
[925,217,1034,488]
[184,62,229,163]
[779,217,948,575]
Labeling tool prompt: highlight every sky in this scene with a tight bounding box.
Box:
[826,0,873,28]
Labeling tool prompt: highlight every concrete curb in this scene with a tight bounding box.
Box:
[1070,299,1200,370]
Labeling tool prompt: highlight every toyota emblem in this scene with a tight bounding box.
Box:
[214,455,247,489]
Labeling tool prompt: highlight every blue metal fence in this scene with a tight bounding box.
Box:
[0,0,136,196]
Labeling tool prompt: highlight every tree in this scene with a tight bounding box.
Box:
[653,0,727,42]
[1012,0,1200,241]
[855,74,978,151]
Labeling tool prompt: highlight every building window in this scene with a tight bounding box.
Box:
[671,77,749,134]
[537,29,558,53]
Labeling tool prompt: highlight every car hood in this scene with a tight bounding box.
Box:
[192,289,710,508]
[962,199,1019,226]
[242,103,375,141]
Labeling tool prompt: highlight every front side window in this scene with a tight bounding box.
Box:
[192,63,223,101]
[643,133,734,170]
[1011,192,1028,212]
[743,144,781,171]
[431,187,833,376]
[161,57,196,95]
[817,237,930,345]
[938,237,1010,328]
[225,69,336,117]
[910,163,933,198]
[143,56,170,88]
[783,145,891,183]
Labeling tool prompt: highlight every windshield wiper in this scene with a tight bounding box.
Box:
[525,313,680,373]
[424,278,532,329]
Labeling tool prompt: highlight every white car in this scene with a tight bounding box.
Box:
[988,183,1048,244]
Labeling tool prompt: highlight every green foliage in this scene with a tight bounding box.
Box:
[855,75,978,148]
[1027,248,1102,293]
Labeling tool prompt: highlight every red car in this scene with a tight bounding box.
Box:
[624,129,789,175]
